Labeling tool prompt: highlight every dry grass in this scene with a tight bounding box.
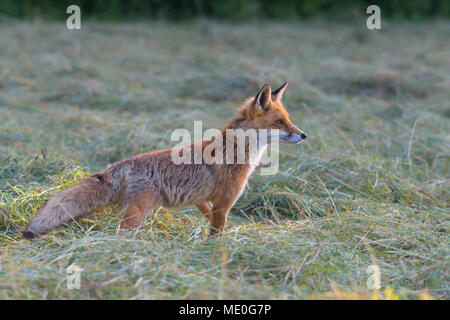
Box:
[0,19,449,299]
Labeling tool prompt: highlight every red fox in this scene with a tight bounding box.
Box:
[23,82,307,239]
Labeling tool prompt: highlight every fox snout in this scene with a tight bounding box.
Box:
[280,124,307,144]
[281,131,307,144]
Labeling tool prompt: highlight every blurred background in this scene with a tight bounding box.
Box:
[1,0,449,20]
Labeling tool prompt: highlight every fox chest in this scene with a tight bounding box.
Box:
[234,144,267,202]
[247,144,268,179]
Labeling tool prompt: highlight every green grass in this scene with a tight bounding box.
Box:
[0,20,449,299]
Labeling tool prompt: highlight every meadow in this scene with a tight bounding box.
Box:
[0,19,448,299]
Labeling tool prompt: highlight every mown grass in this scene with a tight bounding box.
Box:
[0,19,449,299]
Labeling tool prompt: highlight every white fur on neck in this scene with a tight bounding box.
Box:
[247,134,269,179]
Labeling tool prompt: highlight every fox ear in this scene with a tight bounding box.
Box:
[271,81,288,102]
[253,84,272,112]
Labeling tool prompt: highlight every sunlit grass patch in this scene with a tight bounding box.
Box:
[0,167,91,233]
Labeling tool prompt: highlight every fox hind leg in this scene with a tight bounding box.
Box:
[119,190,155,230]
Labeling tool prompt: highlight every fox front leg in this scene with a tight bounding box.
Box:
[196,201,214,223]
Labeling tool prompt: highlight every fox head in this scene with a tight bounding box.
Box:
[243,82,307,144]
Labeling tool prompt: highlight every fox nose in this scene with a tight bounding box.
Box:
[300,133,307,139]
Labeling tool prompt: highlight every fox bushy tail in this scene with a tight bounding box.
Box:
[23,173,118,239]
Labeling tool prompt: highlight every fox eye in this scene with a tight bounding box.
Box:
[276,119,284,125]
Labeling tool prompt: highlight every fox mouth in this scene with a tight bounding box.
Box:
[279,132,307,144]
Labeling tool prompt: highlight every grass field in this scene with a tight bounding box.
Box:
[0,19,449,299]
